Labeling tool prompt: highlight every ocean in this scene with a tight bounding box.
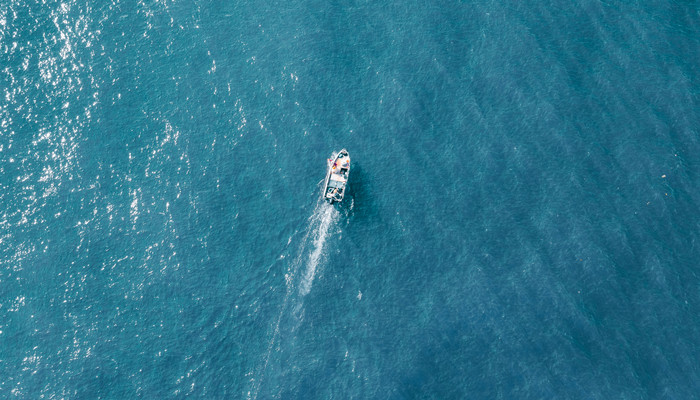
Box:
[1,0,699,398]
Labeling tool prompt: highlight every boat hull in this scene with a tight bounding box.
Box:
[322,149,350,203]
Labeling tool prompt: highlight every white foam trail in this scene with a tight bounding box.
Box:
[249,199,338,400]
[299,204,336,296]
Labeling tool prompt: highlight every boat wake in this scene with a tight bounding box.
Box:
[248,198,339,400]
[299,202,336,296]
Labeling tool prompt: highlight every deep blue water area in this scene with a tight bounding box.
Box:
[1,0,699,398]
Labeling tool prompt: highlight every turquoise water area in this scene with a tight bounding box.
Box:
[1,1,699,398]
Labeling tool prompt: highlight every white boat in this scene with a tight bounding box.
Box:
[322,149,350,203]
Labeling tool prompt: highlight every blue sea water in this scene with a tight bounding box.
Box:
[2,0,700,398]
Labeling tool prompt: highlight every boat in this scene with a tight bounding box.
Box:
[322,149,350,204]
